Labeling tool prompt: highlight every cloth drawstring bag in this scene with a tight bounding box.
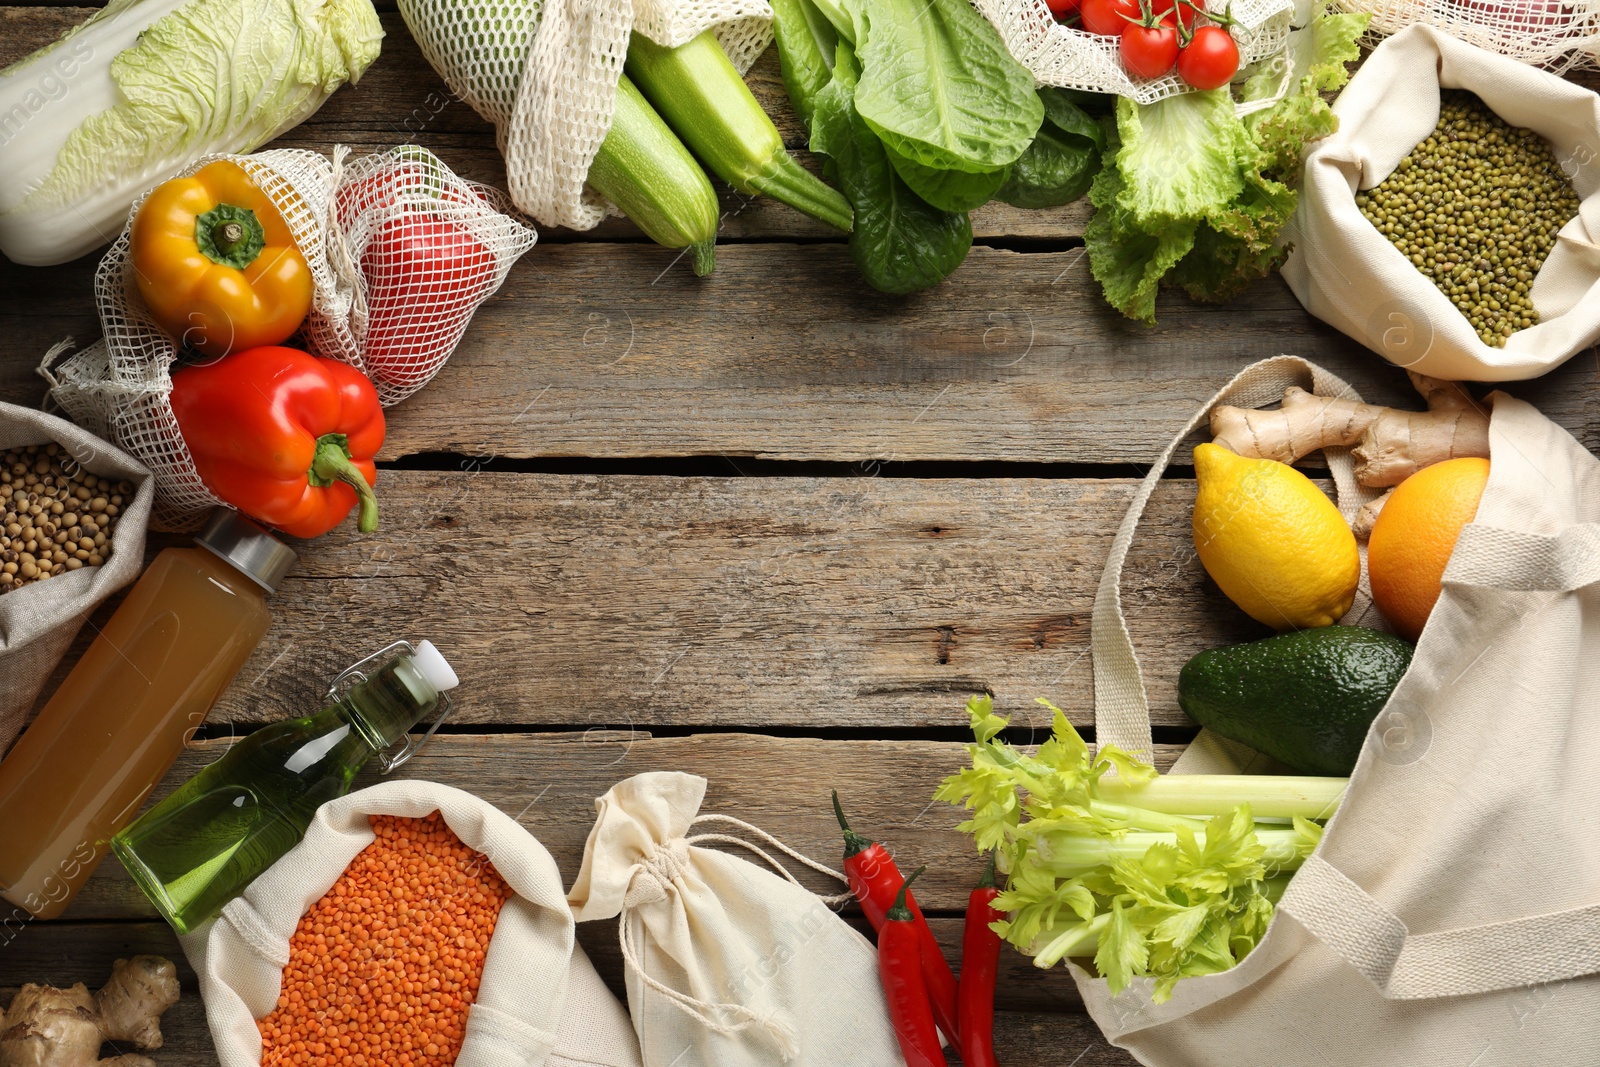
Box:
[568,771,906,1066]
[182,780,643,1067]
[1071,354,1600,1065]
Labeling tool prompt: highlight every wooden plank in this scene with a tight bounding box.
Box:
[6,241,1595,465]
[31,472,1263,730]
[60,733,1188,921]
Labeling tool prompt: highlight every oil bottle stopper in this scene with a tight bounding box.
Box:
[409,640,460,693]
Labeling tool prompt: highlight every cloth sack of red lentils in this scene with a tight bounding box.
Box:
[180,780,644,1067]
[1284,26,1600,382]
[568,771,905,1067]
[0,402,153,757]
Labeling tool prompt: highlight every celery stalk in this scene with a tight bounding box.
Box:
[626,31,854,232]
[1031,828,1316,878]
[1095,775,1347,821]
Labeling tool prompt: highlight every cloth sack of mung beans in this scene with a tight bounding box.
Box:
[0,403,153,757]
[567,771,905,1067]
[1283,25,1600,382]
[181,780,644,1067]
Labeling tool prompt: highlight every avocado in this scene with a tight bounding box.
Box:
[1177,626,1413,776]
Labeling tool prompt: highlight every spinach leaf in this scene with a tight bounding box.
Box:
[853,0,1043,174]
[997,89,1107,209]
[885,144,1009,213]
[812,41,972,294]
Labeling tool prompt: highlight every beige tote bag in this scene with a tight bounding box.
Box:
[1283,25,1600,383]
[1074,355,1600,1064]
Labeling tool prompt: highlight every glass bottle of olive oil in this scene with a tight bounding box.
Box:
[111,640,458,934]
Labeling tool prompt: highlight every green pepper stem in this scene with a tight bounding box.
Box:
[832,790,875,859]
[887,866,925,923]
[195,203,267,270]
[310,434,379,533]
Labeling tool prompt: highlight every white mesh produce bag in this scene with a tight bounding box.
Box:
[42,145,535,530]
[1333,0,1600,73]
[318,146,538,405]
[396,0,772,231]
[974,0,1294,104]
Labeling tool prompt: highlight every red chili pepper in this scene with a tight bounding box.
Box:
[834,791,960,1045]
[878,868,947,1067]
[958,856,1003,1067]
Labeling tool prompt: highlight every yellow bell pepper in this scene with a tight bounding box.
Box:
[131,161,314,358]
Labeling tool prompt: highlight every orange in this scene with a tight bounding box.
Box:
[1366,457,1491,641]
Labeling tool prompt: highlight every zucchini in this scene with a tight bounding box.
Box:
[626,31,854,233]
[588,75,720,276]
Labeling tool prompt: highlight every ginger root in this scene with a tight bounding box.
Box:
[1210,371,1489,487]
[0,957,179,1067]
[1352,490,1392,542]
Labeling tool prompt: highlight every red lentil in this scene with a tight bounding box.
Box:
[258,812,512,1067]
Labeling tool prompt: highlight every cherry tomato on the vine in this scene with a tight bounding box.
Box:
[1154,0,1198,31]
[1119,21,1179,77]
[1177,24,1240,89]
[1047,0,1081,17]
[1079,0,1140,35]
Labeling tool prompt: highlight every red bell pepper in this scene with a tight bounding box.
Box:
[169,346,385,538]
[833,791,961,1045]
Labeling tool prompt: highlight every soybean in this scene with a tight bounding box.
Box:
[0,443,132,594]
[1355,91,1581,348]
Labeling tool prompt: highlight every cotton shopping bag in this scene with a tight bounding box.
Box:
[1072,355,1600,1065]
[0,402,153,755]
[568,771,905,1066]
[1284,26,1600,382]
[181,780,643,1067]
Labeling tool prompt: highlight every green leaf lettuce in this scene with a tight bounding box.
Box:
[1083,6,1369,323]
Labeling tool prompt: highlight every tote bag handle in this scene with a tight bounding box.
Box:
[1090,355,1380,764]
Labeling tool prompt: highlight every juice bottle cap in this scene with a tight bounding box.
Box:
[195,508,296,593]
[409,640,460,694]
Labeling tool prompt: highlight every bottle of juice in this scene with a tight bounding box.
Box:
[112,640,459,934]
[0,508,293,919]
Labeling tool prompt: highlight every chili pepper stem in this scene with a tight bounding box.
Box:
[310,434,380,533]
[887,866,925,921]
[832,789,874,858]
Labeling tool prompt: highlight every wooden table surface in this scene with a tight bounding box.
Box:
[4,4,1599,1064]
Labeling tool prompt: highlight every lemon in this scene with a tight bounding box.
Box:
[1192,443,1359,630]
